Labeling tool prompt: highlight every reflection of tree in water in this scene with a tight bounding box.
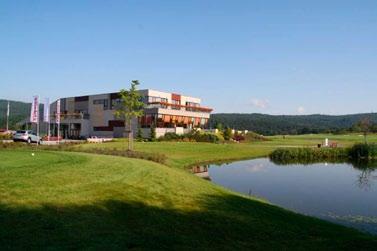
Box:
[351,160,377,191]
[271,158,377,191]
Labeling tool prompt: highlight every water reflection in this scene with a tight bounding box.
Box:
[203,158,377,234]
[270,159,377,191]
[192,165,211,180]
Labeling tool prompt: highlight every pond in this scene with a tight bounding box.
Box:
[193,158,377,234]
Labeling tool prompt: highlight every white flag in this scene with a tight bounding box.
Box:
[56,99,61,124]
[6,101,9,117]
[43,98,50,122]
[30,96,39,123]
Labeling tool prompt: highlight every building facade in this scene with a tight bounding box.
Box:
[50,89,212,139]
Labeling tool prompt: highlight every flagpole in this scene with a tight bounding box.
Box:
[56,99,61,144]
[37,96,40,138]
[6,101,9,132]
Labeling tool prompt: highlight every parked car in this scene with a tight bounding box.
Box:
[13,130,41,144]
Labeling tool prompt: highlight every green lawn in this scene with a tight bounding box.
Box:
[265,133,377,147]
[74,141,273,168]
[2,135,377,249]
[73,133,377,169]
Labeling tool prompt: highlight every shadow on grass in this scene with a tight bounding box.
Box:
[1,194,376,250]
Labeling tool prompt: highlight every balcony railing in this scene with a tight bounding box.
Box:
[52,112,90,120]
[146,102,212,113]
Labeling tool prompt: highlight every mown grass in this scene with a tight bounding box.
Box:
[265,133,377,147]
[73,141,273,169]
[1,150,377,250]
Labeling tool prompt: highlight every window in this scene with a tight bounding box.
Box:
[93,99,109,110]
[111,98,121,109]
[172,100,181,110]
[186,102,200,111]
[145,96,168,108]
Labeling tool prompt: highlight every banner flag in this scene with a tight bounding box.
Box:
[30,96,39,123]
[56,99,61,124]
[6,101,9,117]
[43,98,50,122]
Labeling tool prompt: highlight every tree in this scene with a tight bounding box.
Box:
[215,122,223,131]
[136,125,143,142]
[223,127,232,141]
[150,124,157,142]
[115,80,144,151]
[357,117,373,144]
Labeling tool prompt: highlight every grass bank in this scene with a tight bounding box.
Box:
[1,150,376,250]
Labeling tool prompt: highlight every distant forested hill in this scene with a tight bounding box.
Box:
[0,100,31,129]
[209,113,377,135]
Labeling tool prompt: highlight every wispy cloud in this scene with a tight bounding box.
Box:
[297,106,306,114]
[250,98,270,109]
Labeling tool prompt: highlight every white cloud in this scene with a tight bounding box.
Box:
[250,99,269,109]
[297,106,306,114]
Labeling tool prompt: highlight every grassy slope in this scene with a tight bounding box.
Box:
[1,150,376,250]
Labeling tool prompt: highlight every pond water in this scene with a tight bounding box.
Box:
[193,158,377,234]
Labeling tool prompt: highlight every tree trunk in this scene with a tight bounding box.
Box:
[128,118,133,151]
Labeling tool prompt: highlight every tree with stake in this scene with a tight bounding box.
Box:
[115,80,144,151]
[357,117,373,144]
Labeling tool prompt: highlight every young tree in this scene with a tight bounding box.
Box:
[359,118,372,144]
[215,122,223,131]
[136,125,143,142]
[115,80,144,151]
[150,124,157,142]
[223,127,232,141]
[357,117,373,144]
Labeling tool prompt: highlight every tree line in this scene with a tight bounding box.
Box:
[209,113,377,135]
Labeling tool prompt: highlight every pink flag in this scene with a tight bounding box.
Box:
[30,96,39,123]
[56,99,61,124]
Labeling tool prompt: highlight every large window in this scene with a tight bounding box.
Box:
[144,96,168,108]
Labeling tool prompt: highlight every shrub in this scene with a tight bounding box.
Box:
[150,126,156,142]
[223,128,232,141]
[159,132,183,141]
[349,143,377,160]
[158,131,220,143]
[244,132,269,142]
[232,134,245,142]
[269,147,349,164]
[0,133,12,140]
[194,132,220,143]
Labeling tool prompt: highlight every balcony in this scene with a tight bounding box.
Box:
[146,102,212,113]
[52,112,90,121]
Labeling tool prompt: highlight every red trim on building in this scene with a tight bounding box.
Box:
[171,93,181,101]
[93,120,125,131]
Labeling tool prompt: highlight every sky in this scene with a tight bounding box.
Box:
[0,0,376,115]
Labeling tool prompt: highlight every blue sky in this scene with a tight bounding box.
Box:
[0,0,376,115]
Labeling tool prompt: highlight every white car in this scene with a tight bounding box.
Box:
[13,130,41,144]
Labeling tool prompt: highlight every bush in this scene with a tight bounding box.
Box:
[232,134,245,142]
[150,126,157,142]
[0,133,12,140]
[349,144,377,160]
[159,132,183,141]
[269,147,349,164]
[223,128,232,141]
[158,131,220,143]
[244,132,269,142]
